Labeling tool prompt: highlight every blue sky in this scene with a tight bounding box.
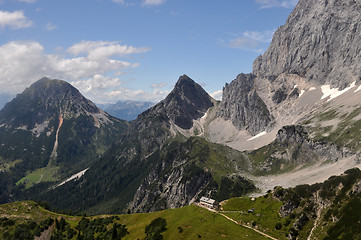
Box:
[0,0,297,103]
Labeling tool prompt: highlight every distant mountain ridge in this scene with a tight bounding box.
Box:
[98,101,154,121]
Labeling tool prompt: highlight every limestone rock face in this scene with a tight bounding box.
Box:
[161,74,214,129]
[216,73,274,135]
[253,0,361,89]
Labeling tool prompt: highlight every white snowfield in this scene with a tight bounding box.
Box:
[354,85,361,93]
[247,131,267,141]
[56,168,89,187]
[321,81,356,101]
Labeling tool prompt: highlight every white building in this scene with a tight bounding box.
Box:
[199,197,216,209]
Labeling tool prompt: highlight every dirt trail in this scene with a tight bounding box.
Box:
[35,223,55,240]
[307,191,323,240]
[197,204,278,240]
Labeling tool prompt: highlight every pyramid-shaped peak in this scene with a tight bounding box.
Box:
[0,77,100,128]
[175,74,195,85]
[160,75,214,129]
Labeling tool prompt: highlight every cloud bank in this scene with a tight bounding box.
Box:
[255,0,298,9]
[0,10,32,29]
[226,30,275,53]
[0,40,165,103]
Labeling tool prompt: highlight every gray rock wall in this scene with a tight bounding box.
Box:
[253,0,361,89]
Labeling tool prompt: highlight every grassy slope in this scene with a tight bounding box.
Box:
[0,201,268,240]
[16,166,59,189]
[221,196,288,239]
[305,106,361,151]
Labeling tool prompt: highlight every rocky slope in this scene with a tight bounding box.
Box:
[200,0,361,152]
[216,73,274,135]
[127,137,255,213]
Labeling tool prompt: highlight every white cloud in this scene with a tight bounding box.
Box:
[226,30,275,53]
[67,40,150,60]
[46,22,57,31]
[0,10,32,29]
[18,0,37,3]
[112,0,125,4]
[112,0,136,7]
[255,0,298,9]
[210,90,222,101]
[0,40,154,103]
[142,0,166,6]
[150,82,167,89]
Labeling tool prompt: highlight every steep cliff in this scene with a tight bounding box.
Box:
[216,73,274,135]
[253,0,361,89]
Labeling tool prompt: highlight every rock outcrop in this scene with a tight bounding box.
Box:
[253,0,361,89]
[216,73,274,135]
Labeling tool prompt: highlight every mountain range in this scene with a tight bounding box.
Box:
[0,0,361,238]
[97,101,154,121]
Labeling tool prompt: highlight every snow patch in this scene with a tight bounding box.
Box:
[309,87,316,91]
[299,90,305,97]
[321,82,356,101]
[293,85,298,89]
[31,121,49,137]
[91,111,111,128]
[354,85,361,93]
[56,168,89,187]
[16,125,28,130]
[247,131,267,141]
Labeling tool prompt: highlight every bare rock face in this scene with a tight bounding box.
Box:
[216,73,274,135]
[253,0,361,89]
[161,74,214,129]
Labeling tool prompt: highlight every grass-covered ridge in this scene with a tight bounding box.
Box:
[0,201,269,240]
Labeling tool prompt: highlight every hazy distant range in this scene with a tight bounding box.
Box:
[97,101,154,121]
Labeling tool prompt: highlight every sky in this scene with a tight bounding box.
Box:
[0,0,297,104]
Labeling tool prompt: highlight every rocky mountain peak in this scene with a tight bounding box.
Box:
[162,75,214,129]
[0,77,101,129]
[253,0,361,89]
[140,75,214,130]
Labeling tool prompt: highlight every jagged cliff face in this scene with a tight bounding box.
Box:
[205,0,361,151]
[216,73,274,135]
[253,0,361,89]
